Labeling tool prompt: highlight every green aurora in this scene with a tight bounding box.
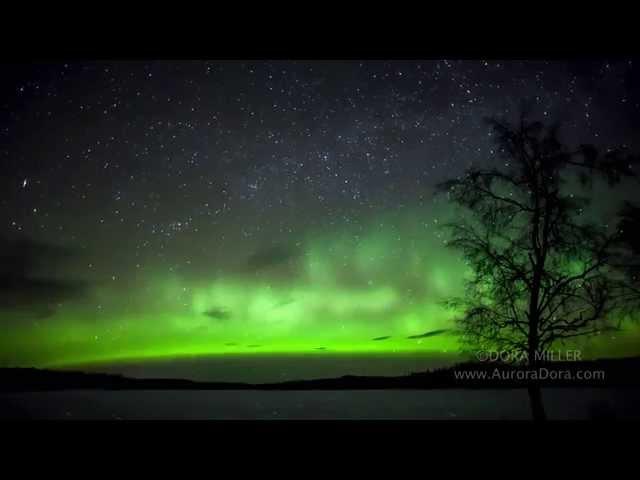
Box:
[0,210,461,367]
[1,207,638,370]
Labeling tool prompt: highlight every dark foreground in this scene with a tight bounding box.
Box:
[2,357,640,420]
[2,356,639,392]
[2,388,639,420]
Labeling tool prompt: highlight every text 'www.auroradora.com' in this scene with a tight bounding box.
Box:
[453,368,605,382]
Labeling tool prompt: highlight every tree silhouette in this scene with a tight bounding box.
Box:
[438,110,637,421]
[614,202,640,311]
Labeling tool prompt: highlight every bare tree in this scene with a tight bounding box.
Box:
[438,111,636,421]
[615,202,640,308]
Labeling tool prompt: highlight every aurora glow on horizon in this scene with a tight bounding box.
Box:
[0,207,466,367]
[2,60,640,379]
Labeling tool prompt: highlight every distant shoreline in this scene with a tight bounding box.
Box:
[2,356,640,393]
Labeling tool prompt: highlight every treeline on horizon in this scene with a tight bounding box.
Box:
[2,355,640,392]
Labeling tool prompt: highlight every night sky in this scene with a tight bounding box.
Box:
[2,60,640,381]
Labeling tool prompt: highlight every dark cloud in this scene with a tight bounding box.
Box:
[273,298,295,309]
[203,307,232,321]
[372,336,391,341]
[407,329,449,339]
[0,236,75,278]
[246,244,299,271]
[0,276,88,309]
[0,236,89,317]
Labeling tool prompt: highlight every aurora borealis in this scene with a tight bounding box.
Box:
[2,60,640,381]
[0,205,465,369]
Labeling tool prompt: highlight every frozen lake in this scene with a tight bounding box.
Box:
[2,388,640,420]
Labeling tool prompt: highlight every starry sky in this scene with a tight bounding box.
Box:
[1,59,640,381]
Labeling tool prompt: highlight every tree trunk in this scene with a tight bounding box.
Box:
[527,384,547,421]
